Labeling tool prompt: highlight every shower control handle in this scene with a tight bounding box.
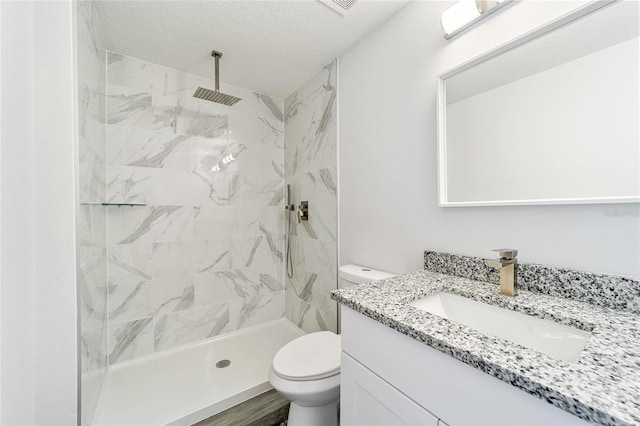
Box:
[298,201,309,223]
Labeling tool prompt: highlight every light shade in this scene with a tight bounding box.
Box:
[441,0,511,39]
[441,0,482,38]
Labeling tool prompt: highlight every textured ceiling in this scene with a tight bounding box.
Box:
[94,0,409,98]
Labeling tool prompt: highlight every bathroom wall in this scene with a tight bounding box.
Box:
[105,53,285,364]
[1,2,37,422]
[77,1,109,423]
[339,0,640,278]
[284,61,339,333]
[0,0,79,423]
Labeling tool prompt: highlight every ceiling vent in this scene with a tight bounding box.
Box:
[318,0,358,16]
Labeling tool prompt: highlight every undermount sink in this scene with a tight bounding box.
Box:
[409,293,591,363]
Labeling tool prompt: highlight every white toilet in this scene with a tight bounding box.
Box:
[269,264,396,426]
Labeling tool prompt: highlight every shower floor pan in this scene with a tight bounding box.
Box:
[93,319,304,426]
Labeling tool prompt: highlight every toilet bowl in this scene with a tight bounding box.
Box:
[269,332,341,426]
[269,265,396,426]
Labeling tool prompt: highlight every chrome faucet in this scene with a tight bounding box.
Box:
[487,249,518,296]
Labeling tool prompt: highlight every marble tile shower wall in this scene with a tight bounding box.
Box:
[284,61,338,333]
[77,1,108,424]
[105,53,286,364]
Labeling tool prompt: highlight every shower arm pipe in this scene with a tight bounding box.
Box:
[212,50,222,92]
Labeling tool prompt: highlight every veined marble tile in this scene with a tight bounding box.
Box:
[191,134,235,173]
[228,111,284,149]
[285,290,331,334]
[286,267,337,326]
[294,201,336,243]
[255,93,284,123]
[108,281,157,324]
[226,205,284,238]
[283,129,337,178]
[108,123,206,172]
[79,245,107,327]
[108,317,154,364]
[252,263,285,293]
[107,52,284,121]
[78,204,107,250]
[153,302,231,351]
[107,90,153,126]
[174,99,229,139]
[108,205,193,245]
[282,60,337,335]
[109,126,199,171]
[107,52,214,102]
[229,175,284,207]
[209,141,284,180]
[79,159,106,204]
[191,170,232,206]
[286,168,337,207]
[152,241,190,279]
[186,238,232,273]
[111,90,229,139]
[261,272,285,293]
[108,243,153,285]
[231,291,284,329]
[195,268,262,305]
[230,233,284,269]
[106,165,153,204]
[191,205,234,239]
[285,61,336,123]
[151,169,232,206]
[284,62,337,175]
[80,324,108,376]
[108,277,194,324]
[77,1,106,52]
[290,236,337,279]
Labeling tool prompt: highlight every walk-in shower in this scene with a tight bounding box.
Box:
[77,2,338,424]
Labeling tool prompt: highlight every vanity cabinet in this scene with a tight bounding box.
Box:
[340,306,589,426]
[341,353,439,426]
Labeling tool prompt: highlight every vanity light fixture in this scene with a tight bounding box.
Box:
[441,0,512,39]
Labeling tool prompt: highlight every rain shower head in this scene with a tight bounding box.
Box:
[193,50,242,106]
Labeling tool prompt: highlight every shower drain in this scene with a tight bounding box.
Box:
[216,359,231,368]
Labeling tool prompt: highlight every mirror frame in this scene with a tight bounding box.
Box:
[437,0,640,207]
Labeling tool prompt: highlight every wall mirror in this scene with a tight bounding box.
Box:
[437,1,639,206]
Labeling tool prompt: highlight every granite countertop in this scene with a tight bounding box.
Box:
[331,269,640,426]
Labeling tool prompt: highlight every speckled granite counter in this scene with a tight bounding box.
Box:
[332,259,640,426]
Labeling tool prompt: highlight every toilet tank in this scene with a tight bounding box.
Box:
[339,264,396,289]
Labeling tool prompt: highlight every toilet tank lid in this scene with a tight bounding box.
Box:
[339,264,396,284]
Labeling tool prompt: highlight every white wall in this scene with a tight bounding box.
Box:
[1,1,36,423]
[0,1,78,424]
[339,0,640,278]
[32,2,78,423]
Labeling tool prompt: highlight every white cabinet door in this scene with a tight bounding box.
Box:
[341,352,439,426]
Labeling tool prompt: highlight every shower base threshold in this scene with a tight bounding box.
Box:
[93,318,304,426]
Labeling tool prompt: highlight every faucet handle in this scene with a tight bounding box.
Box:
[492,248,518,260]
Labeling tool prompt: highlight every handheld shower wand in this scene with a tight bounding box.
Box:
[285,184,294,279]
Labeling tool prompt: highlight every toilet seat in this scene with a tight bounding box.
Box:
[272,332,341,381]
